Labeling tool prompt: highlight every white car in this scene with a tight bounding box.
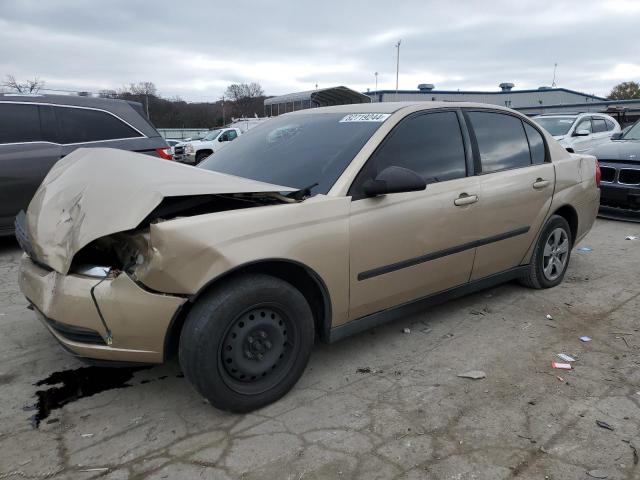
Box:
[173,127,242,164]
[533,113,621,154]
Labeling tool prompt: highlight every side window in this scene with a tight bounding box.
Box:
[605,119,616,131]
[227,130,238,141]
[575,118,592,133]
[592,118,607,133]
[0,103,41,144]
[467,111,531,173]
[523,122,546,165]
[350,111,467,196]
[54,106,142,144]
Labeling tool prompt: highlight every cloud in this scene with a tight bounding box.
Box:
[0,0,637,101]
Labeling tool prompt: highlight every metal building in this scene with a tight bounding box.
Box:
[264,86,371,116]
[366,83,605,109]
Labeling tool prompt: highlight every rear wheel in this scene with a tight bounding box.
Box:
[520,215,572,289]
[179,274,314,412]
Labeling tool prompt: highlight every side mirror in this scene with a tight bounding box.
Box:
[611,132,623,140]
[573,129,590,137]
[362,166,426,197]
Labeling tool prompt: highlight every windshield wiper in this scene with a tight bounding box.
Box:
[287,182,319,201]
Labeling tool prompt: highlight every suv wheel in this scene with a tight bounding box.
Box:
[195,151,211,163]
[179,273,314,412]
[520,215,572,289]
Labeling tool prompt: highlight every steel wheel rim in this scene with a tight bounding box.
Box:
[219,304,296,395]
[542,227,569,281]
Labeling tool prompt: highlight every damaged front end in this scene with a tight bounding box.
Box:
[18,148,297,363]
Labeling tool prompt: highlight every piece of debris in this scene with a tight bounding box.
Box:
[470,309,485,316]
[79,468,110,473]
[81,433,94,438]
[625,236,638,240]
[556,375,565,382]
[552,362,572,370]
[457,370,486,380]
[580,336,592,342]
[402,328,411,334]
[546,314,553,320]
[577,246,593,252]
[356,367,371,374]
[557,353,576,362]
[586,470,608,479]
[596,420,615,431]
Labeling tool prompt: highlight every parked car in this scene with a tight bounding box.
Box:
[173,127,241,164]
[533,113,620,153]
[591,120,640,220]
[17,102,599,412]
[0,94,172,236]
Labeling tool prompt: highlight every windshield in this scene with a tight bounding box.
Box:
[202,129,223,141]
[533,116,577,136]
[623,121,640,140]
[199,113,387,195]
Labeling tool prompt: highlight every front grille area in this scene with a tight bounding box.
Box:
[600,166,616,183]
[173,146,184,155]
[619,169,640,185]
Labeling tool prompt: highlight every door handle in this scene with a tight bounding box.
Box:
[454,193,478,206]
[533,178,550,189]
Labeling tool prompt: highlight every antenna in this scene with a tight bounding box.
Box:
[395,40,401,98]
[552,63,558,88]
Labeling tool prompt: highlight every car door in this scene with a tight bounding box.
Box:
[348,109,481,320]
[571,117,594,153]
[463,110,555,280]
[0,103,62,232]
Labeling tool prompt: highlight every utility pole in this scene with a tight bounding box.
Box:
[552,62,558,88]
[395,40,401,99]
[221,95,225,126]
[374,71,378,92]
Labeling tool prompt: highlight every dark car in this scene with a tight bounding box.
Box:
[591,120,640,221]
[0,94,172,236]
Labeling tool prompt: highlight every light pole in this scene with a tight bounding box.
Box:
[395,40,401,99]
[374,71,378,92]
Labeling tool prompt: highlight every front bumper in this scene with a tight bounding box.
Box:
[599,183,640,222]
[172,152,196,164]
[18,255,187,363]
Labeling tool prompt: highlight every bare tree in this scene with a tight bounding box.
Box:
[225,82,265,117]
[98,89,118,99]
[3,75,45,94]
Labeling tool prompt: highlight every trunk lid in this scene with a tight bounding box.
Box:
[26,148,294,274]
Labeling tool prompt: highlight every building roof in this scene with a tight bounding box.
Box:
[286,101,515,115]
[264,86,371,106]
[367,87,606,101]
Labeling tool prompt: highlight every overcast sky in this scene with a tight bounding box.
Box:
[1,0,639,102]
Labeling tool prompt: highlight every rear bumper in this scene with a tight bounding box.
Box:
[18,255,186,363]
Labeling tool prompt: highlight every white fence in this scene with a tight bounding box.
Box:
[157,128,210,140]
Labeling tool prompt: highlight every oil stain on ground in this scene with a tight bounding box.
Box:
[26,366,149,428]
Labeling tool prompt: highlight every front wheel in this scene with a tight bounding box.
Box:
[520,215,572,289]
[179,274,314,412]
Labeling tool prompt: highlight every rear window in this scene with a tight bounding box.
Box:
[605,119,616,131]
[468,111,531,173]
[0,103,41,144]
[54,106,143,144]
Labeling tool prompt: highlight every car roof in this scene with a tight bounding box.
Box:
[287,101,518,115]
[0,93,161,138]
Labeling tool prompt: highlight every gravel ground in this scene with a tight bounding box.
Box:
[0,218,639,480]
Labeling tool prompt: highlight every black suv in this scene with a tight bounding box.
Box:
[0,94,171,236]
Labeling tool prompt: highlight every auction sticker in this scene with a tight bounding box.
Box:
[339,113,391,123]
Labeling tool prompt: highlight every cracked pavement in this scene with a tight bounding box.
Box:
[0,218,639,479]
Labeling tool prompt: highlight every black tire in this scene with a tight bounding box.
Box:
[520,215,572,289]
[179,273,314,412]
[195,151,211,163]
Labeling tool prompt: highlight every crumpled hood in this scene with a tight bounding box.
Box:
[26,148,294,274]
[591,140,640,161]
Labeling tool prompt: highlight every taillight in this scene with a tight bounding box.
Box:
[156,147,173,160]
[595,160,602,187]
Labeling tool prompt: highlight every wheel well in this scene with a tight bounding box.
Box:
[163,260,331,361]
[552,205,578,244]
